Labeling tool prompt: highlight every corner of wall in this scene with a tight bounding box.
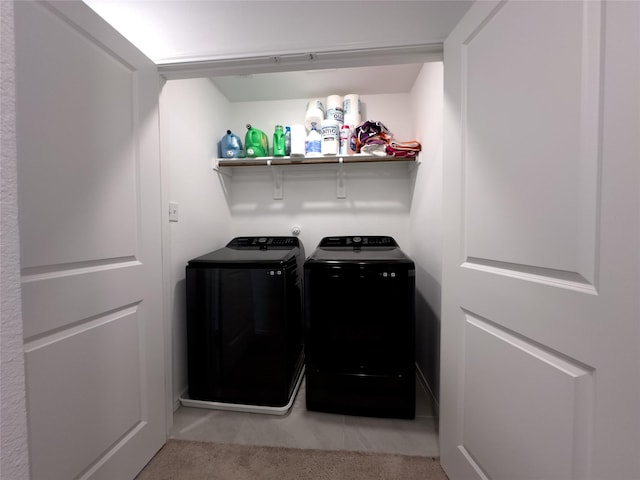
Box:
[408,61,444,402]
[1,2,31,477]
[160,78,234,407]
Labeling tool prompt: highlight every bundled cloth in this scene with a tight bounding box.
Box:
[352,120,421,158]
[386,139,422,158]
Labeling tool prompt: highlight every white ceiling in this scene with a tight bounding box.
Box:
[208,63,425,102]
[83,0,473,101]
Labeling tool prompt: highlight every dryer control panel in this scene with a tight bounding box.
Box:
[318,236,397,248]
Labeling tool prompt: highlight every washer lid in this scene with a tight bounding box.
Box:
[307,236,414,264]
[188,236,302,265]
[227,236,301,250]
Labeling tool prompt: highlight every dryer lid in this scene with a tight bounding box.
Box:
[307,236,413,264]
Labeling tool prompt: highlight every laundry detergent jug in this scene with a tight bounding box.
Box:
[220,129,243,158]
[272,125,286,157]
[245,124,269,158]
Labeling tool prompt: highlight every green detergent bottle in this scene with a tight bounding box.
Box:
[272,125,286,156]
[245,124,269,158]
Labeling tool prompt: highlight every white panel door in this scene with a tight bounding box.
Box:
[441,1,640,480]
[15,2,165,479]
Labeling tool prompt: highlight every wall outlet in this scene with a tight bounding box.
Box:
[169,202,179,222]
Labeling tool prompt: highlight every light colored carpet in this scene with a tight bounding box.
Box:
[136,439,449,480]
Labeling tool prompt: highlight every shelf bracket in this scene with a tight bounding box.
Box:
[337,157,347,199]
[267,160,284,200]
[212,158,232,177]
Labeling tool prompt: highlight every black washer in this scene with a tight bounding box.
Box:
[304,236,416,419]
[185,236,305,407]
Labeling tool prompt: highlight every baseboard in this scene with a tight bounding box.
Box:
[174,387,188,412]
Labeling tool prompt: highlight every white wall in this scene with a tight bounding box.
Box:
[163,73,445,406]
[226,92,414,251]
[409,62,445,403]
[228,161,412,253]
[0,2,30,477]
[160,78,234,407]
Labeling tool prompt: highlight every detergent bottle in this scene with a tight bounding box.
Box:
[244,124,269,158]
[220,129,242,158]
[305,125,321,157]
[273,125,286,157]
[289,124,306,156]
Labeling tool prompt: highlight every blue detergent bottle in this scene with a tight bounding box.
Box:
[305,125,321,156]
[220,130,242,158]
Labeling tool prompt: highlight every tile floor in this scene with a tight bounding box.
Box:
[170,375,439,457]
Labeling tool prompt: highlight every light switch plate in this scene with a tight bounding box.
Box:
[169,202,179,222]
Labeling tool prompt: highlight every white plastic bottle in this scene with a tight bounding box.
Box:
[305,126,321,157]
[304,99,325,132]
[290,124,306,156]
[339,125,352,155]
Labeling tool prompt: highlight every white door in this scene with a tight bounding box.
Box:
[441,1,640,480]
[15,2,166,479]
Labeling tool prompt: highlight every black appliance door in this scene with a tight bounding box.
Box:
[305,263,415,376]
[186,263,302,406]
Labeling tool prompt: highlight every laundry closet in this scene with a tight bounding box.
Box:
[13,2,640,479]
[158,58,445,411]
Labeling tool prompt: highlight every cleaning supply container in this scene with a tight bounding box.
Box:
[305,98,325,131]
[290,124,306,156]
[245,124,269,157]
[220,130,243,158]
[273,125,286,156]
[305,126,321,157]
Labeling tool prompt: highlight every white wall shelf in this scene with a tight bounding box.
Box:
[214,154,417,168]
[212,154,418,200]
